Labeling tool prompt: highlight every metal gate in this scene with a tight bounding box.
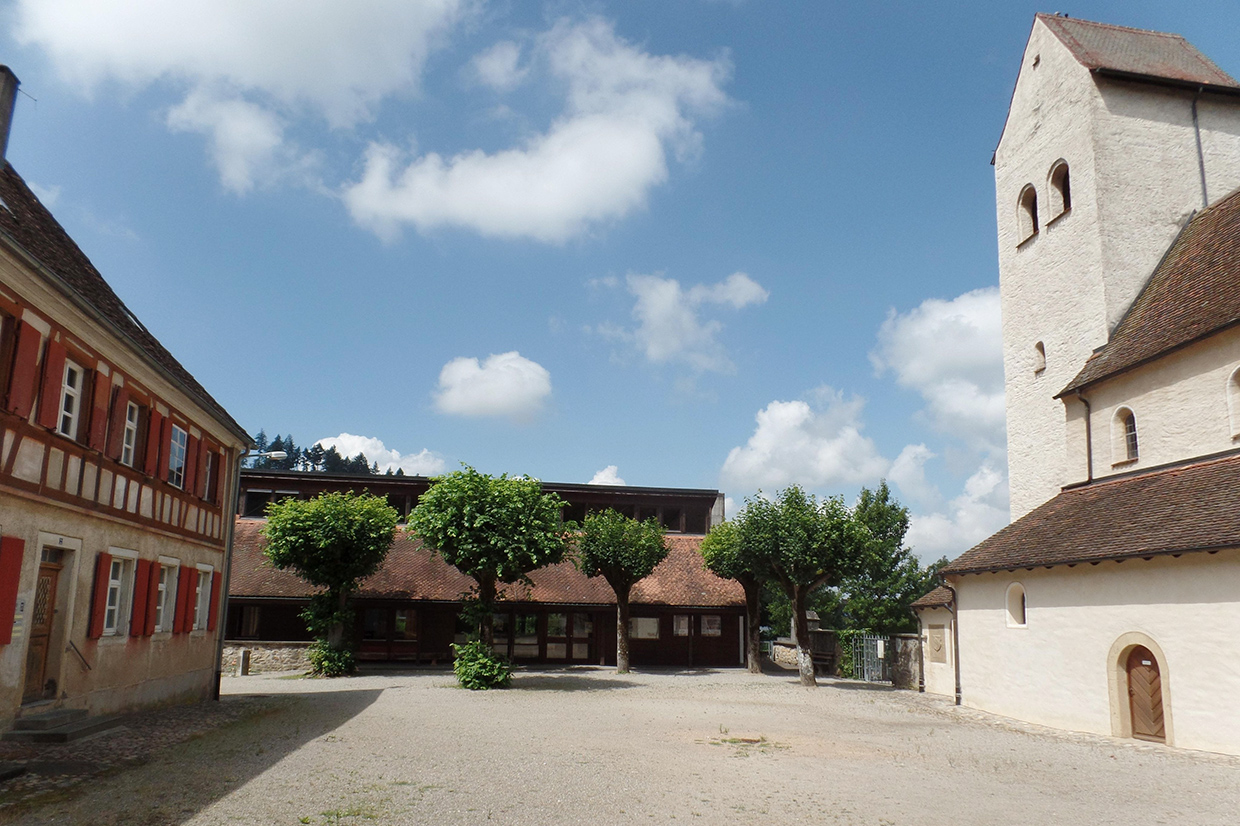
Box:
[851,633,892,683]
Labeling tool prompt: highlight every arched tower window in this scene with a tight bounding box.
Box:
[1018,185,1039,242]
[1228,368,1240,437]
[1033,341,1046,374]
[1006,582,1027,627]
[1049,161,1071,218]
[1112,407,1139,464]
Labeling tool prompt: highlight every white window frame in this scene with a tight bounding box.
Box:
[168,424,188,488]
[121,401,140,467]
[203,450,217,502]
[58,359,84,440]
[154,556,179,633]
[193,564,213,631]
[103,548,138,637]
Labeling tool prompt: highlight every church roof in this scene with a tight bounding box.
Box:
[1060,187,1240,396]
[910,586,953,610]
[1037,14,1240,91]
[942,452,1240,575]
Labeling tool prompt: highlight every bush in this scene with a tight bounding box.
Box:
[308,642,356,678]
[453,639,512,690]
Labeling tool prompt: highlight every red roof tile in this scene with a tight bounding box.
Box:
[230,521,743,608]
[942,452,1240,575]
[910,586,953,610]
[1061,188,1240,395]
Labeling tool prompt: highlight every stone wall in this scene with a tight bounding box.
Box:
[222,642,312,675]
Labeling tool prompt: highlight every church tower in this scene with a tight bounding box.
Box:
[994,14,1240,518]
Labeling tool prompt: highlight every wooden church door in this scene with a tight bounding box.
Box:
[1126,646,1165,742]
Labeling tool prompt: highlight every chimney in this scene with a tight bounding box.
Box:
[0,66,20,163]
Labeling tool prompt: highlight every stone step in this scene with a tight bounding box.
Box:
[0,761,27,782]
[2,714,124,743]
[11,708,88,731]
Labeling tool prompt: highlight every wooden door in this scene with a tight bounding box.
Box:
[23,563,61,703]
[1127,646,1165,742]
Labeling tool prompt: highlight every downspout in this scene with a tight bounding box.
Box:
[944,580,962,706]
[1077,390,1093,483]
[1192,87,1209,208]
[213,447,249,701]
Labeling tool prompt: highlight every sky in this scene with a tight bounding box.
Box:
[4,1,1239,562]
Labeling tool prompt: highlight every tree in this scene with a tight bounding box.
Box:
[742,486,867,686]
[575,509,669,674]
[407,466,568,646]
[262,491,399,676]
[700,520,766,674]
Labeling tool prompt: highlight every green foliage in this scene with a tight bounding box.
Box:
[575,508,669,593]
[699,520,763,584]
[307,641,356,678]
[452,639,513,690]
[248,428,380,475]
[740,486,866,595]
[407,466,568,589]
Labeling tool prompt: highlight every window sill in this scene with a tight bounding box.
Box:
[1111,458,1138,469]
[1016,232,1038,249]
[1046,208,1071,228]
[1006,623,1028,630]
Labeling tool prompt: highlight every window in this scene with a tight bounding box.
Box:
[103,554,136,636]
[120,401,140,467]
[239,605,261,638]
[1006,583,1027,627]
[1049,161,1071,217]
[513,613,539,658]
[701,615,722,637]
[203,451,221,503]
[154,561,177,632]
[1033,341,1046,374]
[193,566,212,630]
[58,359,84,440]
[660,508,682,532]
[673,615,690,637]
[1112,407,1139,464]
[393,609,417,641]
[168,424,188,488]
[1228,368,1240,437]
[1018,185,1039,242]
[629,617,660,639]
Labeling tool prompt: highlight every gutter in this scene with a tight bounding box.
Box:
[944,580,962,706]
[1077,390,1093,483]
[213,447,248,700]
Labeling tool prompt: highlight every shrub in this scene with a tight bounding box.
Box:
[308,641,356,677]
[452,639,512,690]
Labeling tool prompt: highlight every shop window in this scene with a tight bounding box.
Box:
[673,615,690,637]
[243,490,272,517]
[394,609,417,641]
[239,605,261,638]
[684,509,708,534]
[660,508,682,531]
[513,613,539,658]
[547,613,567,637]
[700,615,722,637]
[629,617,660,639]
[362,608,388,641]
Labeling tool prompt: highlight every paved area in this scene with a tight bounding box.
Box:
[2,667,1238,825]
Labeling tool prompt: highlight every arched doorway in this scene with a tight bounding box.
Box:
[1126,645,1165,743]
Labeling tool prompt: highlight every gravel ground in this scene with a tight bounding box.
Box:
[3,666,1239,826]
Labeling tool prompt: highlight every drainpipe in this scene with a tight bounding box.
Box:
[944,580,962,706]
[1192,87,1209,208]
[1077,391,1093,484]
[212,448,247,701]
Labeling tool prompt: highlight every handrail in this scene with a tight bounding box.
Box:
[66,640,92,671]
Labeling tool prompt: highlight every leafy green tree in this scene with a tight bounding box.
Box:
[742,486,867,686]
[700,520,767,674]
[407,466,568,646]
[575,509,669,674]
[262,492,399,676]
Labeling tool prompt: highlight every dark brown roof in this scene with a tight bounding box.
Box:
[1038,14,1240,90]
[0,163,246,440]
[1061,188,1240,395]
[942,452,1240,575]
[230,520,743,608]
[910,586,953,610]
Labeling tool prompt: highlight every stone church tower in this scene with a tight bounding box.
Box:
[994,14,1240,518]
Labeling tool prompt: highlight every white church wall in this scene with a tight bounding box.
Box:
[915,606,955,697]
[951,548,1240,756]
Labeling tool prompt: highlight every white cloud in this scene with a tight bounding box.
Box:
[721,387,889,492]
[316,433,445,476]
[588,465,626,485]
[472,40,527,92]
[871,287,1005,454]
[28,182,61,207]
[602,271,767,373]
[434,351,552,421]
[888,443,939,508]
[905,463,1011,562]
[343,17,730,242]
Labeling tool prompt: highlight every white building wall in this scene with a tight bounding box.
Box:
[915,606,955,697]
[951,549,1240,756]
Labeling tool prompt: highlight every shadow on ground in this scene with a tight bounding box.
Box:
[1,686,383,826]
[510,673,636,692]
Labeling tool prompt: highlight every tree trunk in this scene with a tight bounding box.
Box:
[478,575,497,648]
[327,588,349,651]
[742,578,762,674]
[616,590,632,674]
[792,586,816,686]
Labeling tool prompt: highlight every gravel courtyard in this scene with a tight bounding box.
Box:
[5,667,1239,826]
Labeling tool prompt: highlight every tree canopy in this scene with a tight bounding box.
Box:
[700,519,767,673]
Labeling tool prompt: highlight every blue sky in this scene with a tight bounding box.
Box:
[5,1,1239,560]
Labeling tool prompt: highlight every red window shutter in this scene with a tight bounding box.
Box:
[5,321,42,418]
[195,440,209,499]
[36,338,66,431]
[130,558,151,638]
[174,565,194,633]
[105,386,130,461]
[183,434,199,495]
[0,536,25,646]
[144,408,163,477]
[144,562,160,636]
[87,552,113,640]
[207,571,221,632]
[88,371,110,451]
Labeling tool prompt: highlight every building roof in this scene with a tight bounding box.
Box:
[1061,188,1240,396]
[942,452,1240,575]
[910,586,954,610]
[230,519,744,608]
[0,163,247,441]
[1038,14,1240,91]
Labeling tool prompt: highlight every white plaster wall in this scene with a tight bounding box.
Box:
[1083,326,1240,476]
[950,549,1240,756]
[915,606,954,697]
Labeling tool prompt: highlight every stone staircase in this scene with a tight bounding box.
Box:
[2,708,125,743]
